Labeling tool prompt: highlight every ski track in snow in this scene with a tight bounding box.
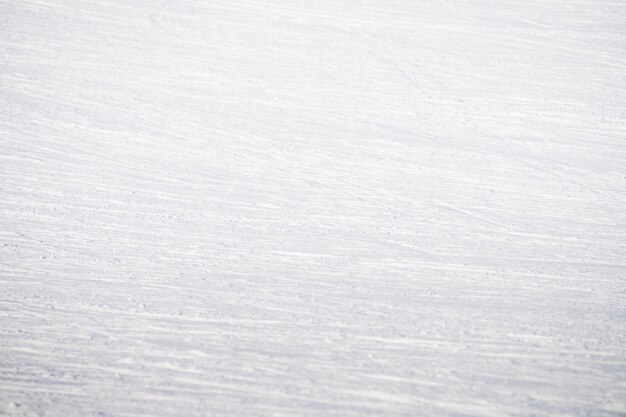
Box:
[1,0,626,416]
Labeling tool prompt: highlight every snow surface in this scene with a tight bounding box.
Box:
[1,0,626,416]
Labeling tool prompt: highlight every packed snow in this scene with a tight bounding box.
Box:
[1,0,626,416]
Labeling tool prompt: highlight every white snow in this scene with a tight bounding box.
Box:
[1,0,626,416]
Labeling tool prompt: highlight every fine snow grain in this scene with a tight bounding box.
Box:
[1,0,626,416]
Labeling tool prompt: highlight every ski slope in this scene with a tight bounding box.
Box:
[1,0,626,415]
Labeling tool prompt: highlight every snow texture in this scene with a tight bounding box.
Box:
[1,0,626,416]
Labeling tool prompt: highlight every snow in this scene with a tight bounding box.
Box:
[1,0,626,415]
